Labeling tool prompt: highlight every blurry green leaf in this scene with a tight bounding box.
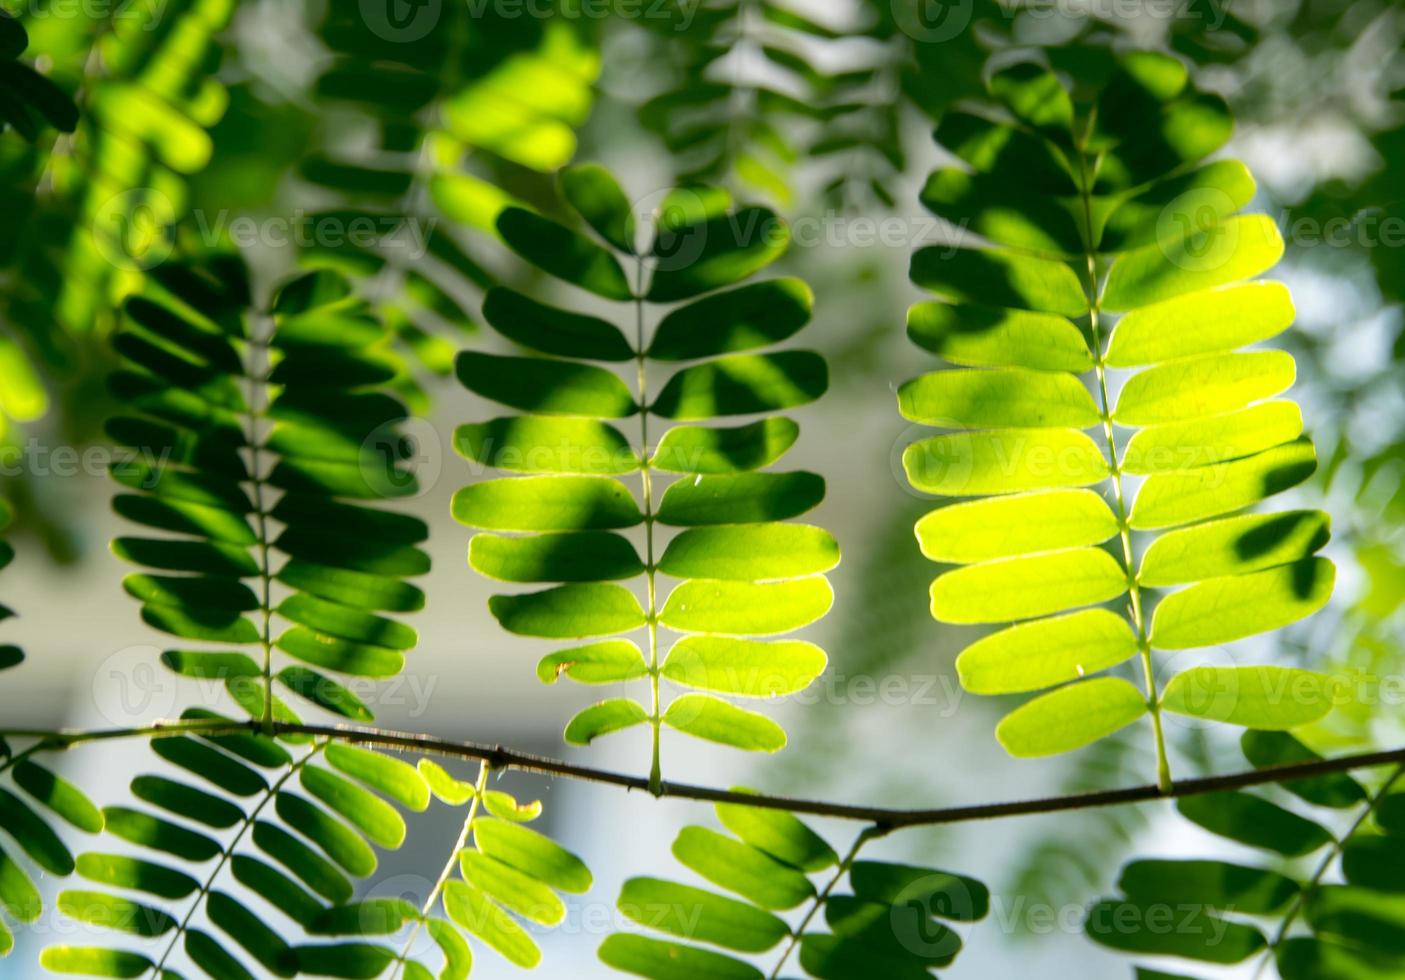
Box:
[648,279,811,360]
[497,207,631,301]
[1177,792,1332,856]
[561,164,637,254]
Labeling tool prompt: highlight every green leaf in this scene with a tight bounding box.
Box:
[299,763,404,848]
[1177,791,1332,856]
[1306,886,1405,951]
[186,927,255,979]
[325,744,430,812]
[647,207,788,303]
[102,806,219,864]
[1105,281,1294,366]
[716,793,837,872]
[131,774,244,829]
[417,760,476,807]
[904,428,1110,496]
[651,352,827,419]
[1130,438,1317,529]
[208,889,295,975]
[497,207,632,301]
[930,547,1128,624]
[294,942,396,978]
[455,417,639,475]
[1161,666,1338,728]
[0,848,40,921]
[471,531,643,582]
[618,878,788,952]
[151,737,268,796]
[1342,837,1405,894]
[537,640,649,685]
[956,609,1139,695]
[40,947,155,977]
[1122,400,1304,475]
[481,792,543,824]
[659,577,832,635]
[1100,215,1284,311]
[1241,731,1366,809]
[275,793,378,877]
[1086,898,1264,963]
[849,860,990,921]
[1148,558,1336,649]
[12,761,104,833]
[232,855,322,927]
[656,472,824,525]
[473,817,592,893]
[915,490,1119,564]
[599,933,762,980]
[671,827,815,911]
[481,288,634,361]
[489,582,646,638]
[651,419,798,474]
[906,303,1092,372]
[427,918,472,980]
[253,821,354,904]
[995,678,1148,757]
[662,695,787,752]
[1113,351,1296,426]
[453,476,642,531]
[898,368,1100,429]
[76,853,198,900]
[648,279,812,360]
[910,247,1087,317]
[1277,937,1405,980]
[990,61,1074,131]
[564,699,649,745]
[460,850,564,926]
[661,637,826,696]
[560,163,637,253]
[278,667,373,722]
[1118,859,1299,914]
[658,524,838,580]
[455,352,637,418]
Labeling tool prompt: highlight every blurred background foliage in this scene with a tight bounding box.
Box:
[2,0,1405,970]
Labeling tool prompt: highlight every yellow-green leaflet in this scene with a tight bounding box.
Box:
[957,610,1140,695]
[1149,558,1336,649]
[1105,281,1295,366]
[916,490,1119,564]
[930,548,1129,624]
[995,678,1148,757]
[1161,666,1339,728]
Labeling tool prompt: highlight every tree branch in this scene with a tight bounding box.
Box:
[7,719,1405,830]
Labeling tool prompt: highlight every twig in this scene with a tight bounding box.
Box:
[9,719,1405,830]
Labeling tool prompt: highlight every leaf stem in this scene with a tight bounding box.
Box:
[633,255,663,796]
[389,761,490,979]
[1073,122,1171,792]
[149,739,326,978]
[766,826,880,979]
[245,316,276,735]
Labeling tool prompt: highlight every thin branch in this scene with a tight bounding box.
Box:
[10,719,1405,830]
